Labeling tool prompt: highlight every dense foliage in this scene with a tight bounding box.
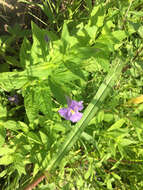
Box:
[0,0,143,189]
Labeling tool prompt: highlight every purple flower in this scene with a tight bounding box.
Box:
[58,98,83,123]
[8,94,19,105]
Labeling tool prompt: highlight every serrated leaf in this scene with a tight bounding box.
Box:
[0,71,28,91]
[23,86,39,124]
[35,84,53,118]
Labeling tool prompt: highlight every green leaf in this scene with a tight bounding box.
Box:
[0,170,7,178]
[0,125,6,147]
[138,25,143,38]
[18,121,29,133]
[3,120,20,131]
[48,77,67,105]
[107,119,126,131]
[35,84,53,118]
[39,130,48,144]
[103,113,114,122]
[31,22,49,64]
[61,22,71,54]
[97,110,104,123]
[23,82,53,123]
[64,61,86,80]
[88,4,105,27]
[61,22,70,43]
[118,138,137,147]
[85,0,92,11]
[0,155,13,165]
[0,103,7,118]
[0,71,28,91]
[23,86,39,124]
[27,131,42,144]
[45,59,124,172]
[0,146,15,156]
[20,37,31,68]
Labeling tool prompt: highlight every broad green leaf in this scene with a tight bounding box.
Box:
[45,59,124,172]
[97,30,128,51]
[84,25,98,42]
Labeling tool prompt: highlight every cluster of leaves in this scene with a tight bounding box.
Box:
[0,0,143,189]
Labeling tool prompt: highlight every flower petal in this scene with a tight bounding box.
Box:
[58,108,72,120]
[69,112,83,123]
[69,100,83,111]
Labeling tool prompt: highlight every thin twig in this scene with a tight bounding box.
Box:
[23,173,46,190]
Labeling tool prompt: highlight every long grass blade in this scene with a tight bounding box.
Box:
[46,59,124,172]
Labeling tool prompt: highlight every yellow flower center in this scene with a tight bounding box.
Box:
[70,109,75,115]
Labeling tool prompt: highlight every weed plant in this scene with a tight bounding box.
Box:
[0,0,143,189]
